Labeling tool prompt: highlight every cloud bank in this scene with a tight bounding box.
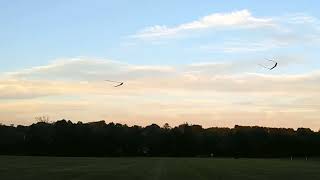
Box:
[1,57,320,130]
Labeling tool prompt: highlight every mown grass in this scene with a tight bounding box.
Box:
[0,156,319,180]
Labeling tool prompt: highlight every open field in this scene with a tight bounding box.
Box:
[0,156,320,180]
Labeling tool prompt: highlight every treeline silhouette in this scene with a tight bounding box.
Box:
[1,120,320,157]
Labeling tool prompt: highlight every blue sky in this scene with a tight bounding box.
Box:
[1,1,320,129]
[1,0,320,70]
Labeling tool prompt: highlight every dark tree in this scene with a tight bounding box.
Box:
[0,120,320,158]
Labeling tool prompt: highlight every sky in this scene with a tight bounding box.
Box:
[1,0,320,130]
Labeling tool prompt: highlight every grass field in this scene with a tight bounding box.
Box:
[0,156,320,180]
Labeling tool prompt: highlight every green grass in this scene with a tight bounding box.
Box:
[0,156,320,180]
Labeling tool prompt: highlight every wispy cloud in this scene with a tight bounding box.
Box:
[284,13,319,25]
[200,34,320,53]
[131,9,275,39]
[200,40,289,53]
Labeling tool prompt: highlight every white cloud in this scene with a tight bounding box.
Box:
[129,11,320,55]
[6,57,176,81]
[132,9,275,39]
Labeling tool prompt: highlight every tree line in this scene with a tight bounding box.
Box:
[1,120,320,157]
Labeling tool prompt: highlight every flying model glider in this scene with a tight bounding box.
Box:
[114,82,124,87]
[105,80,124,87]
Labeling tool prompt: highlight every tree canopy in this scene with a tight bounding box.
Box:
[1,120,319,157]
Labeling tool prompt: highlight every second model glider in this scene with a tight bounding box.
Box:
[259,59,278,70]
[268,59,278,70]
